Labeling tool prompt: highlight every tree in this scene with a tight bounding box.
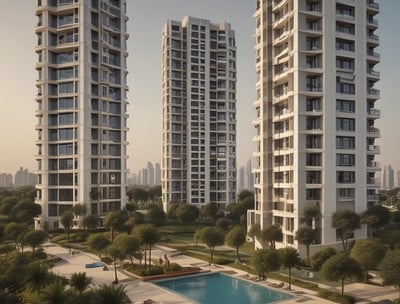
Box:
[113,233,140,266]
[40,280,71,304]
[238,190,254,202]
[215,217,233,232]
[310,247,336,271]
[124,212,145,232]
[361,205,391,236]
[24,262,50,291]
[133,224,160,268]
[107,244,125,284]
[176,203,199,230]
[3,222,28,252]
[251,249,281,280]
[380,250,400,298]
[331,209,361,253]
[295,227,317,265]
[82,215,99,230]
[69,272,92,295]
[87,234,111,259]
[104,211,128,242]
[302,205,321,226]
[225,225,246,264]
[11,199,41,224]
[92,284,130,304]
[278,247,302,290]
[262,225,283,249]
[72,204,86,217]
[166,203,179,219]
[200,203,218,220]
[23,230,48,253]
[350,239,386,282]
[60,210,74,243]
[131,188,148,204]
[248,223,261,240]
[321,253,362,296]
[145,204,166,227]
[199,227,225,263]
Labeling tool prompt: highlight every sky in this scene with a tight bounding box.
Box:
[0,0,399,177]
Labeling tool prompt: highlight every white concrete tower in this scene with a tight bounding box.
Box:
[248,0,381,253]
[34,0,129,230]
[161,17,237,211]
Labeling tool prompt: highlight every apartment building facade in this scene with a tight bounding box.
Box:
[161,17,237,211]
[248,0,380,252]
[34,0,129,230]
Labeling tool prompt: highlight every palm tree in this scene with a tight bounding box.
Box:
[24,262,50,291]
[133,224,160,267]
[92,284,131,304]
[40,280,72,304]
[69,272,92,294]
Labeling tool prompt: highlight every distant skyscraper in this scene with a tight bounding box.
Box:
[381,165,394,190]
[141,168,148,186]
[245,159,254,191]
[161,16,237,210]
[34,0,129,230]
[155,162,161,185]
[238,166,245,191]
[248,0,381,251]
[147,162,155,186]
[15,167,36,187]
[0,173,13,188]
[397,170,400,188]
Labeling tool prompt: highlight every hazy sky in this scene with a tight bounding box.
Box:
[0,1,399,176]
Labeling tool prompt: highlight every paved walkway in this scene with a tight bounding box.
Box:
[43,243,397,304]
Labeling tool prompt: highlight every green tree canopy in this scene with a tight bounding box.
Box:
[331,209,361,253]
[251,249,281,280]
[145,204,166,227]
[104,210,128,242]
[113,233,140,266]
[69,272,92,295]
[278,247,302,290]
[295,226,317,265]
[132,224,160,267]
[380,250,400,295]
[200,203,218,219]
[82,214,99,230]
[225,225,246,264]
[321,253,362,296]
[261,225,283,249]
[23,230,48,252]
[107,244,125,284]
[198,227,225,263]
[92,284,130,304]
[176,203,200,228]
[361,205,391,235]
[350,238,386,282]
[310,247,336,271]
[87,234,111,259]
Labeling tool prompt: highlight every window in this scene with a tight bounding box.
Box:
[59,82,75,94]
[336,4,354,17]
[336,81,355,94]
[306,153,322,166]
[338,188,355,199]
[337,171,355,183]
[306,189,321,200]
[336,39,354,52]
[306,135,322,149]
[59,159,73,170]
[336,136,355,149]
[336,99,355,112]
[306,98,321,111]
[336,57,354,70]
[336,118,355,131]
[336,154,355,166]
[336,22,354,34]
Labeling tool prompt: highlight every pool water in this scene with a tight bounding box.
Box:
[154,272,293,304]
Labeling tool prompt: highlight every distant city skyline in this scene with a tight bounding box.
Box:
[0,1,400,176]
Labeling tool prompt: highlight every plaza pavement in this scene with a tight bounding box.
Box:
[43,242,397,304]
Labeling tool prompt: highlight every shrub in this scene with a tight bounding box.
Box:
[130,264,164,276]
[165,263,182,272]
[213,257,233,265]
[70,232,89,242]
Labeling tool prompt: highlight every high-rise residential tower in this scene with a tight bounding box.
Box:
[161,16,237,211]
[34,0,129,230]
[248,0,381,252]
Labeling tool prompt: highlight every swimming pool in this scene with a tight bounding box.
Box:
[153,272,293,304]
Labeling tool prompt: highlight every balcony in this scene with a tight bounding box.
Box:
[367,69,380,80]
[367,51,380,62]
[367,177,376,185]
[367,0,380,12]
[367,145,380,154]
[367,194,379,201]
[367,34,379,45]
[367,161,380,170]
[368,88,380,99]
[367,127,380,137]
[367,108,380,119]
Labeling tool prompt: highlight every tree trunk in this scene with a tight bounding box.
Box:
[148,243,152,269]
[288,267,292,290]
[236,247,241,264]
[113,259,118,284]
[306,245,310,266]
[210,247,214,263]
[341,278,344,296]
